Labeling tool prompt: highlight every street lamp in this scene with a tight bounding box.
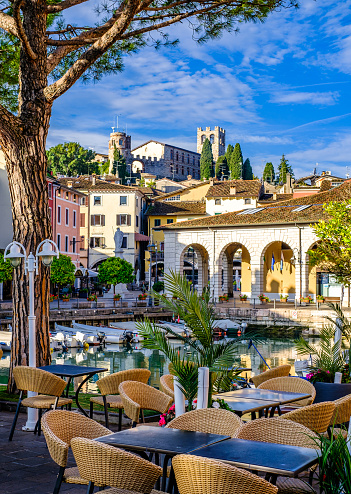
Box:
[4,239,59,431]
[147,241,155,307]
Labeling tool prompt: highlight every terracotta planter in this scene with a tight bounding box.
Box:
[314,382,351,404]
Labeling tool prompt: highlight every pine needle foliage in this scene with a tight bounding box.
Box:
[137,270,249,407]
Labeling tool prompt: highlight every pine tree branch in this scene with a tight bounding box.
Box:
[13,0,37,60]
[44,0,141,101]
[0,11,19,37]
[46,0,89,13]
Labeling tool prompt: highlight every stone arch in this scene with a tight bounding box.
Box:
[179,243,210,293]
[217,241,252,297]
[89,256,108,270]
[260,239,296,298]
[210,134,215,144]
[201,134,206,144]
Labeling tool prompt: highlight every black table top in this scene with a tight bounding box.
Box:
[39,364,107,377]
[95,425,230,456]
[213,396,279,414]
[191,438,319,476]
[218,388,311,405]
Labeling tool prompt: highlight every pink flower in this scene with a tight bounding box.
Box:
[193,399,197,404]
[159,416,166,426]
[169,404,175,412]
[326,370,330,374]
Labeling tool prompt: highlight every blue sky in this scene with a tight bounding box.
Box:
[47,0,351,179]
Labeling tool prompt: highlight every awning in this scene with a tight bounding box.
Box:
[75,268,99,277]
[135,233,150,242]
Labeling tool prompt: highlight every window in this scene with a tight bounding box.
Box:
[57,234,61,250]
[57,189,61,197]
[48,183,52,198]
[201,134,206,143]
[187,168,190,176]
[73,210,77,228]
[94,196,102,206]
[72,237,76,253]
[66,191,69,200]
[187,155,190,164]
[176,151,179,161]
[170,149,174,159]
[136,196,139,208]
[81,197,86,206]
[215,199,221,205]
[244,198,251,204]
[57,205,61,224]
[80,236,85,250]
[65,235,69,252]
[91,214,105,226]
[65,208,69,226]
[154,219,161,227]
[176,165,179,174]
[182,153,184,163]
[170,165,173,173]
[120,196,127,206]
[119,138,123,145]
[73,194,76,203]
[80,213,85,227]
[49,207,52,222]
[90,237,105,248]
[193,156,195,165]
[165,195,181,201]
[181,167,184,175]
[116,214,131,226]
[210,134,215,144]
[167,219,174,224]
[121,236,127,249]
[136,215,139,227]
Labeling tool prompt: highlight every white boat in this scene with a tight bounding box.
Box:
[0,331,11,352]
[72,321,139,344]
[52,324,84,349]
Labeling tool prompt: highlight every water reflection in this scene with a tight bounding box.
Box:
[0,336,321,391]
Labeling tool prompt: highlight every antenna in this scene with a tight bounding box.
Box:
[111,127,115,133]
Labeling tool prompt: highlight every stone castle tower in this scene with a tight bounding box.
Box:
[197,126,225,162]
[108,131,132,174]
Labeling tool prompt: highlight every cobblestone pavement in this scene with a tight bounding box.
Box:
[0,409,321,494]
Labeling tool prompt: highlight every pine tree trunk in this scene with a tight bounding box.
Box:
[4,125,53,392]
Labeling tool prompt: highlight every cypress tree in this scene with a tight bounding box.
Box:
[215,155,229,179]
[230,143,243,179]
[225,144,234,164]
[277,154,294,184]
[112,144,128,183]
[242,158,253,180]
[263,162,275,183]
[200,138,213,180]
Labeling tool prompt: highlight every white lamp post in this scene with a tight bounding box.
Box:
[5,239,59,431]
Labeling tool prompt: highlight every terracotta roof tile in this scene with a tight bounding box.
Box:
[163,181,351,229]
[58,177,144,194]
[205,180,262,198]
[146,201,206,216]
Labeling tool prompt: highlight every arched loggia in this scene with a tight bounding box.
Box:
[180,244,209,293]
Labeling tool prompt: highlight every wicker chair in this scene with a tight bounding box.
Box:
[119,381,173,427]
[281,401,335,433]
[0,348,3,359]
[237,418,319,494]
[160,374,174,401]
[327,393,351,438]
[71,436,166,494]
[9,366,72,441]
[166,408,243,438]
[90,369,151,429]
[42,410,112,494]
[258,376,316,408]
[172,454,278,494]
[250,365,291,388]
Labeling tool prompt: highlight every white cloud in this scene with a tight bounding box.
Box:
[270,91,339,106]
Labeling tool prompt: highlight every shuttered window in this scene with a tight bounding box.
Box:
[116,214,131,226]
[80,213,85,227]
[91,214,105,226]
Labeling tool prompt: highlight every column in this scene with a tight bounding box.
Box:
[250,255,262,301]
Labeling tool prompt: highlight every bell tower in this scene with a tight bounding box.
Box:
[197,126,225,162]
[108,130,132,173]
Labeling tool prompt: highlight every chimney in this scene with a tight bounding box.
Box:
[209,178,215,186]
[273,193,277,201]
[92,175,96,185]
[230,186,237,195]
[187,175,192,180]
[67,180,73,188]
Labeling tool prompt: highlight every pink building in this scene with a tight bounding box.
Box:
[48,177,86,267]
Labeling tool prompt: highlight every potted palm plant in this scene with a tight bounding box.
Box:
[137,271,248,410]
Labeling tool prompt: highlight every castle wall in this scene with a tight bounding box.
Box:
[197,126,225,161]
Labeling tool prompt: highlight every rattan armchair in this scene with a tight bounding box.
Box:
[90,368,151,429]
[42,410,112,494]
[119,381,173,427]
[327,393,351,438]
[282,402,335,433]
[250,365,291,388]
[172,454,278,494]
[71,436,166,494]
[258,376,316,408]
[237,418,319,494]
[9,366,72,441]
[166,408,243,437]
[160,374,174,401]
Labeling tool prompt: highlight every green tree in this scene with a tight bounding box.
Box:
[0,252,13,283]
[47,143,99,176]
[242,158,253,180]
[277,154,294,184]
[308,201,351,286]
[215,155,229,179]
[200,138,213,180]
[225,144,234,165]
[0,0,297,387]
[138,271,246,409]
[230,143,243,179]
[98,257,134,293]
[112,145,128,182]
[263,162,275,183]
[50,254,76,308]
